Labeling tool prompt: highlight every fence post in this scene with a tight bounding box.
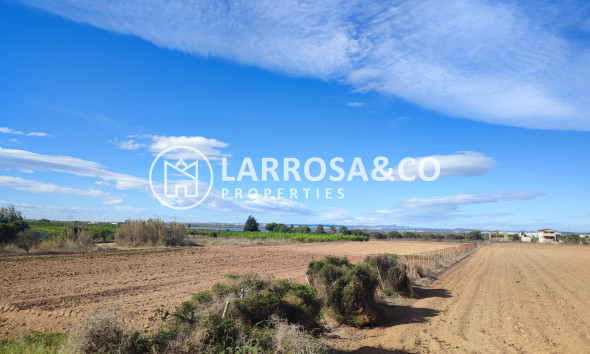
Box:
[222,300,230,319]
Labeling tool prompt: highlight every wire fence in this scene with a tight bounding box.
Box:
[402,242,480,277]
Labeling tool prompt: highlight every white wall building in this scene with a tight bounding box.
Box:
[538,229,558,243]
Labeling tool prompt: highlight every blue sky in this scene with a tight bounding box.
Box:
[1,0,589,231]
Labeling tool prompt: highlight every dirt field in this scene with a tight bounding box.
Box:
[0,240,455,338]
[339,243,590,353]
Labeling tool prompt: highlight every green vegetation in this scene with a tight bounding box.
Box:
[561,233,581,244]
[27,220,118,241]
[190,228,368,242]
[0,332,66,354]
[115,219,189,246]
[15,229,42,253]
[465,230,483,240]
[3,253,416,352]
[306,256,379,327]
[243,215,260,232]
[364,254,414,297]
[0,205,28,244]
[64,274,326,353]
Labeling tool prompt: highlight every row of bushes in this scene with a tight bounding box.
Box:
[349,229,485,241]
[29,254,412,353]
[65,273,327,353]
[190,229,369,242]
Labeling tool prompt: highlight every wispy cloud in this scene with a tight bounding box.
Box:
[0,176,110,197]
[391,151,496,179]
[0,147,148,191]
[346,102,365,107]
[0,127,51,137]
[318,191,544,225]
[109,138,147,151]
[16,0,590,130]
[396,192,545,212]
[0,147,309,216]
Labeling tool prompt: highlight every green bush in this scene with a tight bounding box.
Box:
[0,206,28,244]
[561,234,581,244]
[190,229,368,242]
[364,254,414,297]
[306,256,379,327]
[15,229,42,253]
[150,273,325,353]
[0,332,66,354]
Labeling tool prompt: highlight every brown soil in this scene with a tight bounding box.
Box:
[0,240,455,338]
[336,243,590,353]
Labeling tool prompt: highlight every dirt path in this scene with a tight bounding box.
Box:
[341,243,590,353]
[0,240,456,338]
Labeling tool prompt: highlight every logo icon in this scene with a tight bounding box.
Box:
[149,146,213,209]
[164,159,199,198]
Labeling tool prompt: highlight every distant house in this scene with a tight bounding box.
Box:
[538,229,558,243]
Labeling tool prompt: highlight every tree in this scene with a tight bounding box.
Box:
[387,231,402,239]
[329,225,336,234]
[15,229,41,253]
[297,226,311,233]
[315,225,325,234]
[243,215,259,232]
[337,226,348,235]
[465,230,483,240]
[0,205,28,244]
[264,222,278,232]
[402,231,416,238]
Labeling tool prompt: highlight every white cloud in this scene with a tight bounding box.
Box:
[110,138,147,150]
[103,197,123,205]
[148,135,229,160]
[0,127,51,137]
[346,102,365,107]
[0,176,110,197]
[397,192,545,212]
[0,147,148,191]
[16,0,590,130]
[112,135,229,160]
[390,151,495,180]
[317,192,544,225]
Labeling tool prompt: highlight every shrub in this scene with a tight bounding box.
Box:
[15,229,41,253]
[364,254,414,297]
[531,236,539,243]
[152,273,325,353]
[115,219,188,246]
[465,230,483,240]
[0,206,28,244]
[65,304,149,353]
[561,234,581,244]
[306,256,378,327]
[415,265,427,278]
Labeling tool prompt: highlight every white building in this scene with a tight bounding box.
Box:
[538,229,558,243]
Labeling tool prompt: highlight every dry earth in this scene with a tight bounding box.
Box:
[337,243,590,353]
[0,240,455,338]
